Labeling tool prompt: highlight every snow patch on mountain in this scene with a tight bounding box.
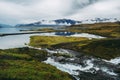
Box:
[16,19,81,27]
[15,18,120,27]
[80,18,119,24]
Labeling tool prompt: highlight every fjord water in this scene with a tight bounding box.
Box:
[0,33,105,49]
[0,26,62,49]
[0,32,55,49]
[0,34,29,49]
[0,27,20,33]
[0,27,39,33]
[0,27,43,49]
[0,26,55,33]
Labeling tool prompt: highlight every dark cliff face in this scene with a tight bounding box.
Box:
[54,19,81,25]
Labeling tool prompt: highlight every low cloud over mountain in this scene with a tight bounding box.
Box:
[0,0,120,25]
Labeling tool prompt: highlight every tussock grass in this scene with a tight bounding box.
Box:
[29,36,88,48]
[0,47,72,80]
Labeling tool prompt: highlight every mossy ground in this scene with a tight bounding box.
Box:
[0,47,72,80]
[29,36,88,48]
[29,36,120,60]
[81,39,120,60]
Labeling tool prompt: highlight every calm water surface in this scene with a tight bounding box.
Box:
[0,32,105,49]
[0,26,62,34]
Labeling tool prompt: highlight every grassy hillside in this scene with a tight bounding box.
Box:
[66,22,120,38]
[0,47,72,80]
[29,36,120,60]
[81,39,120,60]
[53,38,120,60]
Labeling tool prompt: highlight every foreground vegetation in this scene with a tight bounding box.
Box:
[0,47,73,80]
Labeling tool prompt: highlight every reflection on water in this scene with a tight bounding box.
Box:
[55,32,75,36]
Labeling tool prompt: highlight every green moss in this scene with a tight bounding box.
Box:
[0,48,72,80]
[53,38,120,60]
[1,47,48,61]
[29,36,88,48]
[0,60,72,80]
[81,39,120,60]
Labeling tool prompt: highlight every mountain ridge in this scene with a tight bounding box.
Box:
[15,18,119,27]
[0,24,12,28]
[15,19,81,27]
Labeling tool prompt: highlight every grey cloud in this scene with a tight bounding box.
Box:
[69,0,120,19]
[0,0,120,25]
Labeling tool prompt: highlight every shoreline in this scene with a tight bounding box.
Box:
[0,31,46,37]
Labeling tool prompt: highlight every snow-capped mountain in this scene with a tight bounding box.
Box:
[15,18,120,27]
[54,19,81,25]
[16,19,81,27]
[80,18,120,24]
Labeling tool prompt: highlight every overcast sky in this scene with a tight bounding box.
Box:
[0,0,120,25]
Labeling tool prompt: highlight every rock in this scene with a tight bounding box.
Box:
[78,70,120,80]
[53,56,65,62]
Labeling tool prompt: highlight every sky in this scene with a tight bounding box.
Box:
[0,0,120,25]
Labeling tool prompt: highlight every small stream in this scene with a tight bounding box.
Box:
[43,48,120,80]
[28,47,120,80]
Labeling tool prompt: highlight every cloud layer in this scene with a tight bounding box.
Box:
[0,0,120,25]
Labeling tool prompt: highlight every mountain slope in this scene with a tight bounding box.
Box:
[15,18,119,27]
[0,24,12,28]
[16,19,81,27]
